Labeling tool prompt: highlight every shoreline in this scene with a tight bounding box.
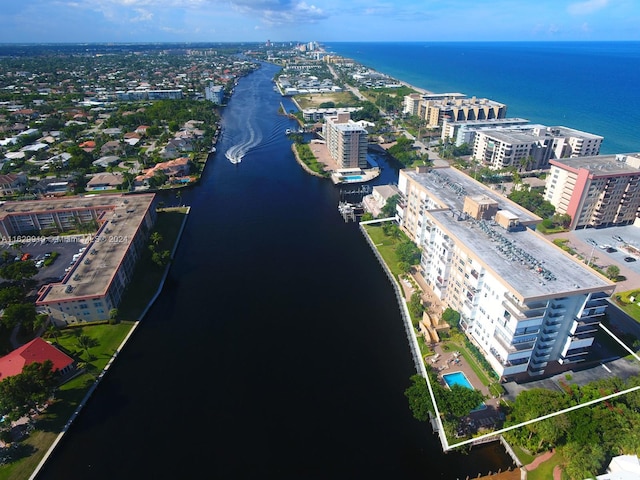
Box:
[28,207,191,480]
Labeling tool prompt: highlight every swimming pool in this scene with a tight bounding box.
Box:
[342,175,363,181]
[442,371,486,411]
[442,371,473,389]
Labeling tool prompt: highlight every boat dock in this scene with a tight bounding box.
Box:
[338,202,363,222]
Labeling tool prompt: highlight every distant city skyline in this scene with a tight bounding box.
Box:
[2,0,639,44]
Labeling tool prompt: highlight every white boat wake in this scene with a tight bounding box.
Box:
[224,98,263,164]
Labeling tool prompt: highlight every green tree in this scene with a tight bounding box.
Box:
[396,241,421,265]
[150,231,163,246]
[1,303,37,330]
[0,260,38,285]
[0,285,26,308]
[404,374,433,421]
[0,360,56,421]
[606,265,620,280]
[441,307,460,328]
[437,384,486,418]
[381,194,399,218]
[152,250,171,267]
[76,334,99,361]
[408,291,425,321]
[561,442,605,480]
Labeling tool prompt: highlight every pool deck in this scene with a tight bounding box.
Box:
[399,270,503,432]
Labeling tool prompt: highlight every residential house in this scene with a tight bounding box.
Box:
[0,337,75,383]
[161,137,194,159]
[135,157,191,187]
[0,173,27,196]
[101,140,122,156]
[86,172,124,191]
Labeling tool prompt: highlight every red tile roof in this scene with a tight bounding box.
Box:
[0,337,74,381]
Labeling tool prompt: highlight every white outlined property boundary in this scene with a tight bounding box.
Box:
[360,218,640,452]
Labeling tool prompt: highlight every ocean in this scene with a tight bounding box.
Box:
[324,42,640,155]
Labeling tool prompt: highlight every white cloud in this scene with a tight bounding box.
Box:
[131,8,153,22]
[567,0,609,15]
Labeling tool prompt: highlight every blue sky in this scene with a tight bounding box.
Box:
[1,0,639,43]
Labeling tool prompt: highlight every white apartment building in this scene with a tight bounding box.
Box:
[398,166,615,380]
[402,94,422,116]
[544,153,640,229]
[205,83,224,104]
[472,125,604,170]
[322,113,368,169]
[441,118,530,146]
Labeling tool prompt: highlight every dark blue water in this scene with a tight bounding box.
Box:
[35,62,514,479]
[326,41,640,154]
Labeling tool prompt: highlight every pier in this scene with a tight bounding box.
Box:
[338,201,363,222]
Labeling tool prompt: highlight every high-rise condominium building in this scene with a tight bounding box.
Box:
[544,153,640,230]
[323,113,368,169]
[398,166,615,380]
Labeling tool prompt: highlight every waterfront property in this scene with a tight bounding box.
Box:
[322,112,368,170]
[3,193,160,325]
[398,166,616,380]
[544,152,640,230]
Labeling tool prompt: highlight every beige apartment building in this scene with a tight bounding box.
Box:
[403,94,506,128]
[0,193,159,324]
[397,166,615,380]
[322,113,368,169]
[544,153,640,229]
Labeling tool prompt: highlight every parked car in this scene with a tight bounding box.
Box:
[21,253,31,261]
[624,256,636,262]
[606,247,617,253]
[613,235,624,242]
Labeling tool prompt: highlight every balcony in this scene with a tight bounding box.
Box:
[494,332,536,353]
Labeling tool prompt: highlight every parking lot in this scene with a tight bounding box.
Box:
[0,236,91,289]
[547,225,640,292]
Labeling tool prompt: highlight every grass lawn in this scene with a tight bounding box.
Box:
[527,451,565,480]
[613,288,640,323]
[362,224,405,280]
[0,323,134,480]
[512,445,535,465]
[117,208,188,321]
[0,208,188,479]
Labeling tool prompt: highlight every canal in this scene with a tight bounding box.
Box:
[36,62,513,479]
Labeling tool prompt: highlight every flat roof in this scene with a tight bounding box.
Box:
[32,193,155,304]
[428,209,615,300]
[480,130,538,144]
[551,153,640,176]
[401,167,541,224]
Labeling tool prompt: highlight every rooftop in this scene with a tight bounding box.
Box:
[550,153,640,176]
[428,209,615,300]
[30,193,155,304]
[401,167,540,225]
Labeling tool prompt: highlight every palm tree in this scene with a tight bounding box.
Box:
[150,232,163,246]
[45,322,59,345]
[76,334,98,361]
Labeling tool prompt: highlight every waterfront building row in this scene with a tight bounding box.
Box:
[397,166,615,380]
